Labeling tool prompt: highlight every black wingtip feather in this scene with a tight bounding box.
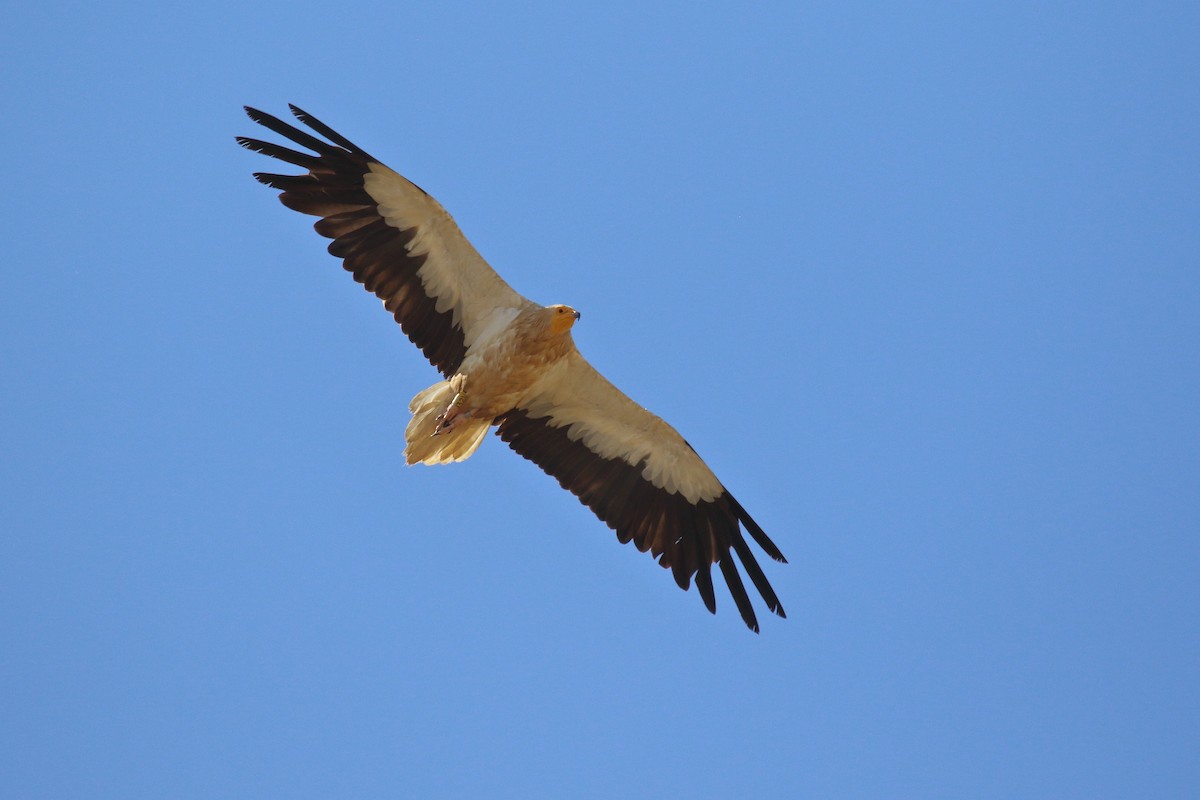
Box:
[694,562,717,614]
[730,494,787,564]
[243,105,339,158]
[672,562,692,591]
[236,137,323,169]
[730,534,786,619]
[288,103,375,160]
[717,553,760,633]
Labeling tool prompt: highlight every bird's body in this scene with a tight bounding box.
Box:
[239,105,787,631]
[405,304,579,465]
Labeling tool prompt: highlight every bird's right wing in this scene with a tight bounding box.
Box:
[238,105,532,377]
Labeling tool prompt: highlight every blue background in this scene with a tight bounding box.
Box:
[3,2,1197,797]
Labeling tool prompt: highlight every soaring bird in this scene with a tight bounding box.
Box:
[238,105,787,631]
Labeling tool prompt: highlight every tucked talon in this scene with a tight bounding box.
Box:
[432,398,472,437]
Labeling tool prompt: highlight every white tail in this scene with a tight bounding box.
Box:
[404,379,490,465]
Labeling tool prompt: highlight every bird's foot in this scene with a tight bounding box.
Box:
[432,396,470,436]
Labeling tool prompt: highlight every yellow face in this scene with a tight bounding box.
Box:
[548,304,581,334]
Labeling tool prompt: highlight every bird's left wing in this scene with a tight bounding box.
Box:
[238,105,532,377]
[496,350,787,632]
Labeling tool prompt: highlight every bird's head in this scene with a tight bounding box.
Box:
[548,304,581,335]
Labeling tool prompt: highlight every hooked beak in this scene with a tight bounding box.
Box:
[573,310,581,321]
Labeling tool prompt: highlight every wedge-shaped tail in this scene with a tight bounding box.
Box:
[404,381,490,465]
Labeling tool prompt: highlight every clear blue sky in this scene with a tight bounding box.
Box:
[2,2,1197,797]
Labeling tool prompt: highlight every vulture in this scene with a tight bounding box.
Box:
[238,105,787,631]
